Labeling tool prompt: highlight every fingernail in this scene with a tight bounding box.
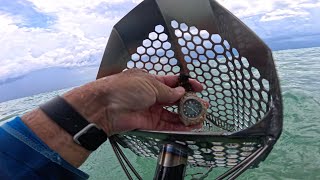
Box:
[175,86,185,94]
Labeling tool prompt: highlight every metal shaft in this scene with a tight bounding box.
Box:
[154,143,188,180]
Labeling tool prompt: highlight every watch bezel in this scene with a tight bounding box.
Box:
[178,92,207,126]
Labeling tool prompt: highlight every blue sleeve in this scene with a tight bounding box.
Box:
[0,117,89,180]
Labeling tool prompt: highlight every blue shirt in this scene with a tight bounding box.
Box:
[0,117,89,179]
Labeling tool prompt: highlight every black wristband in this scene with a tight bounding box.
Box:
[40,96,108,151]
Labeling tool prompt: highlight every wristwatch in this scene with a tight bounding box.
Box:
[178,92,207,126]
[40,96,108,151]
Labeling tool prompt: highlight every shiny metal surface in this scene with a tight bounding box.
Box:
[97,0,282,170]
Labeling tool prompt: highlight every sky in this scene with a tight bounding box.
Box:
[0,0,320,102]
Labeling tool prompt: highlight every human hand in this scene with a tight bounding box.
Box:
[64,68,205,136]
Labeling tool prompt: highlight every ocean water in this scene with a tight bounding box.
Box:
[1,47,320,179]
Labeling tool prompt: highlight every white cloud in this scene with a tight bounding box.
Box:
[0,0,319,83]
[0,0,140,82]
[261,9,309,22]
[217,0,320,20]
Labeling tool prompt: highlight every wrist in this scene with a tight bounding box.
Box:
[62,80,112,136]
[21,109,90,167]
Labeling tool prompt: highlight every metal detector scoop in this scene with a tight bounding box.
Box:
[97,0,283,179]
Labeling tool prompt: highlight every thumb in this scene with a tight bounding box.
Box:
[154,82,185,104]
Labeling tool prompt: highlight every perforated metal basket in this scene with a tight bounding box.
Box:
[97,0,282,177]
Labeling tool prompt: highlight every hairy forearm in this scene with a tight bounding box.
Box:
[21,81,110,167]
[22,108,90,167]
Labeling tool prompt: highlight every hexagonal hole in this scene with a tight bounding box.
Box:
[192,59,200,67]
[232,48,239,58]
[211,34,222,43]
[227,61,234,71]
[262,78,270,91]
[149,70,157,75]
[220,73,230,81]
[201,64,210,72]
[208,59,218,68]
[152,40,162,49]
[205,50,215,58]
[173,66,180,74]
[209,94,217,101]
[156,49,165,57]
[187,42,195,50]
[175,29,182,37]
[223,40,230,50]
[200,30,209,39]
[243,79,251,89]
[150,56,159,63]
[252,101,259,111]
[196,46,205,54]
[155,25,164,33]
[244,89,251,99]
[234,59,242,69]
[136,61,144,69]
[222,81,231,90]
[226,51,233,61]
[214,45,225,54]
[237,80,244,90]
[145,62,153,70]
[159,33,168,42]
[187,64,194,71]
[189,26,199,35]
[160,57,169,64]
[217,55,227,64]
[137,46,146,55]
[169,58,177,65]
[199,55,207,62]
[236,70,243,80]
[183,32,192,41]
[149,32,158,40]
[252,79,260,90]
[143,39,152,47]
[212,146,224,152]
[193,36,202,45]
[252,90,260,100]
[166,50,174,58]
[171,20,178,29]
[262,90,269,102]
[181,47,189,55]
[162,42,171,50]
[203,40,213,49]
[147,47,156,55]
[127,60,134,68]
[241,57,250,68]
[180,23,188,32]
[214,85,223,92]
[184,55,191,62]
[251,67,261,79]
[141,54,150,62]
[158,70,166,76]
[198,76,205,83]
[154,64,163,71]
[211,69,220,76]
[205,80,213,87]
[163,64,172,72]
[178,38,186,46]
[218,65,228,73]
[190,51,198,58]
[195,67,203,75]
[131,53,140,61]
[243,69,251,80]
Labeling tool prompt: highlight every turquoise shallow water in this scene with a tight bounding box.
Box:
[1,47,320,179]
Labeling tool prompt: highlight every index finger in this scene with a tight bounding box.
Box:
[155,75,203,92]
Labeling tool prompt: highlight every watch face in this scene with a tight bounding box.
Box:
[182,99,203,118]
